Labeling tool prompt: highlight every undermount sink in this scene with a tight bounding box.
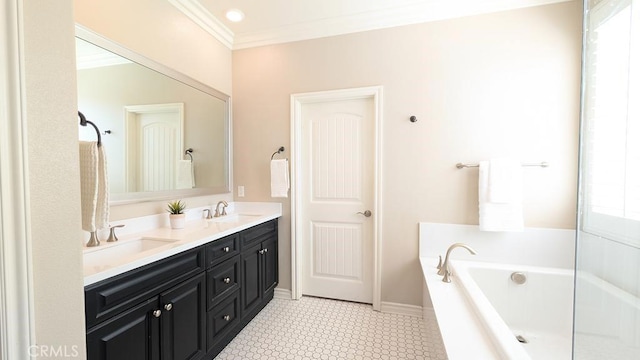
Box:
[210,214,261,223]
[83,237,179,268]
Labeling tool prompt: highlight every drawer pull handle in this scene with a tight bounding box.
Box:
[153,310,162,318]
[164,303,173,311]
[222,246,230,253]
[223,277,231,284]
[223,315,231,321]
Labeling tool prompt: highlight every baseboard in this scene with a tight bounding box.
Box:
[274,287,292,299]
[380,301,423,318]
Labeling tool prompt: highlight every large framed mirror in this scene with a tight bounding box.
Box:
[75,25,231,204]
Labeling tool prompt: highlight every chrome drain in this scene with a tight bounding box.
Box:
[515,335,528,344]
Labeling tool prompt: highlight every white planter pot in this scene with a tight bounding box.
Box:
[169,214,186,229]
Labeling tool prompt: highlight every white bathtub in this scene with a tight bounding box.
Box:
[421,258,574,359]
[419,223,576,359]
[452,260,574,359]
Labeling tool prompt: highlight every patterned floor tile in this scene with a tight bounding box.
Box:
[214,296,448,360]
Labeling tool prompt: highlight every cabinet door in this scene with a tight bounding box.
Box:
[160,273,206,360]
[262,236,278,296]
[240,241,262,315]
[86,298,160,360]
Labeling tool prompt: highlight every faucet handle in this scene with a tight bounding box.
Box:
[436,255,443,270]
[203,209,213,219]
[86,231,100,247]
[107,224,125,242]
[442,270,452,283]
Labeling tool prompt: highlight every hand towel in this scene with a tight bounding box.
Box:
[270,159,290,198]
[478,158,523,232]
[79,141,109,232]
[176,160,195,189]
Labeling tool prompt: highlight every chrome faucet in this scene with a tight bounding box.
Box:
[214,201,228,217]
[437,243,477,283]
[203,208,213,220]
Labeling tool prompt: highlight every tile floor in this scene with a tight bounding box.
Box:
[214,296,448,360]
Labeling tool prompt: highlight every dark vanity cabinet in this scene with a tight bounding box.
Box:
[84,219,278,360]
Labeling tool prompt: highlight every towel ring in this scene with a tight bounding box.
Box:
[185,148,193,162]
[78,111,102,147]
[271,146,285,160]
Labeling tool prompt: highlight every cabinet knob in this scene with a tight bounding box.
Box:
[264,248,268,253]
[259,249,265,255]
[223,315,231,321]
[222,246,230,253]
[223,277,231,284]
[164,303,173,311]
[153,310,162,318]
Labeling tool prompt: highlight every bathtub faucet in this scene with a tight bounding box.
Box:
[437,243,477,283]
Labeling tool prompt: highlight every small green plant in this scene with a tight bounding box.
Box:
[167,200,186,215]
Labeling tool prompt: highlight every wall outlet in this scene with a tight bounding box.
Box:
[238,186,245,197]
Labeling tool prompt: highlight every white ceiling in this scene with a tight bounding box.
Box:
[169,0,571,50]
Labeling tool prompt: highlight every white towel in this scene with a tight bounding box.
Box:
[176,160,195,189]
[478,158,523,232]
[79,141,109,232]
[270,159,290,198]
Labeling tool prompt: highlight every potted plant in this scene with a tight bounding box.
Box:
[167,200,186,229]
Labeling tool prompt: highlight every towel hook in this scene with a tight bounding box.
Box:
[271,146,285,160]
[185,148,193,162]
[78,111,102,147]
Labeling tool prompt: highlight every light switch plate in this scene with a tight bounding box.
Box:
[238,186,245,197]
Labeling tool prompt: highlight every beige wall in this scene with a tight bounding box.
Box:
[23,0,87,356]
[74,0,234,221]
[233,2,583,305]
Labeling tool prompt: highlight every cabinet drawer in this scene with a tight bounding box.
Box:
[207,291,240,350]
[85,247,205,329]
[206,233,239,268]
[240,220,277,249]
[206,256,240,310]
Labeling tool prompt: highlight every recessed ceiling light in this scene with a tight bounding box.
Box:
[225,9,245,22]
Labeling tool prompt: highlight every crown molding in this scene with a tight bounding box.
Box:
[172,0,573,50]
[168,0,234,49]
[232,0,573,49]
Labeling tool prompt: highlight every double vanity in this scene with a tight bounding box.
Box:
[83,202,281,360]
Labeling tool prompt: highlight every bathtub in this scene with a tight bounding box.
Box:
[421,258,574,359]
[419,222,576,359]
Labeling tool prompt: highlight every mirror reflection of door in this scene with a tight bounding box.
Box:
[124,103,184,192]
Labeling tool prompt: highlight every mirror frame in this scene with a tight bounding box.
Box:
[75,25,232,205]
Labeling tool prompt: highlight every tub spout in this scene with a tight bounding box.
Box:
[438,243,477,283]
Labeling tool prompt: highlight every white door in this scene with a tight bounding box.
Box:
[125,103,184,192]
[301,97,375,303]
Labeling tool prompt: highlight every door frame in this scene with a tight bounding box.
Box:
[0,0,36,358]
[290,86,383,311]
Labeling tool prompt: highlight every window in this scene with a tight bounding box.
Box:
[582,0,640,245]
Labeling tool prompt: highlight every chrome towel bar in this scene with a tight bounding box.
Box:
[456,162,549,169]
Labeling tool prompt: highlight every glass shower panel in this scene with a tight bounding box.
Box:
[574,0,640,358]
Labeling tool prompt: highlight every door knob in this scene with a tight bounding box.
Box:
[357,210,372,217]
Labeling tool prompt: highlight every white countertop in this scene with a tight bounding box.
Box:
[83,202,282,286]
